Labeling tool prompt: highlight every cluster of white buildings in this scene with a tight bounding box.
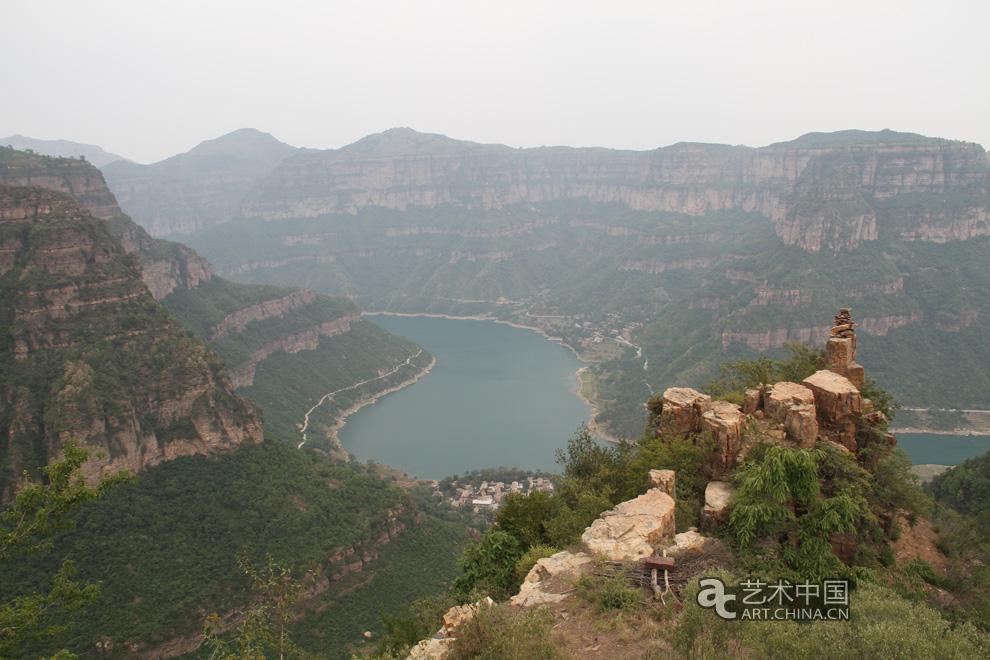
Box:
[445,476,555,512]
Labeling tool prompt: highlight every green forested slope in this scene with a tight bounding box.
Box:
[0,438,468,659]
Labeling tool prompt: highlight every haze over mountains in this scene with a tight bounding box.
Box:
[12,126,990,438]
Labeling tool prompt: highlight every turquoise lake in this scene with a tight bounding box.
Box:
[894,433,990,466]
[338,316,989,478]
[338,315,595,480]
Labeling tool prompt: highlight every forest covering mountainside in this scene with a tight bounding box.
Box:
[0,145,434,452]
[133,127,990,438]
[0,148,459,659]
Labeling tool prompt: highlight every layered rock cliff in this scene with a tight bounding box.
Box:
[0,146,212,300]
[241,128,989,253]
[0,184,262,497]
[225,309,362,388]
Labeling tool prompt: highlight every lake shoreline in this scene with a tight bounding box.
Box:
[365,311,583,359]
[892,427,990,437]
[316,354,437,456]
[366,312,616,444]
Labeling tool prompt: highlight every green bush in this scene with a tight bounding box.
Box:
[576,572,643,613]
[446,602,565,660]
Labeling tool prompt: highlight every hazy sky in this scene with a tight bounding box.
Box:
[3,0,988,164]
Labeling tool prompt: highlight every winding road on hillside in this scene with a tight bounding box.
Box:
[298,350,424,448]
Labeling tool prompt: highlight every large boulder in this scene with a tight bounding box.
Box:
[826,335,865,386]
[700,400,746,475]
[649,469,676,500]
[701,481,737,532]
[743,388,762,414]
[661,387,711,434]
[802,370,863,451]
[784,404,819,448]
[581,488,676,560]
[510,550,594,607]
[765,382,815,422]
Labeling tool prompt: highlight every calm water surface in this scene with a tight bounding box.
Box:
[895,433,990,466]
[338,315,594,480]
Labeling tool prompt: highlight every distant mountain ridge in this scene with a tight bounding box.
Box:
[0,134,132,167]
[170,128,990,437]
[238,127,989,253]
[100,128,302,236]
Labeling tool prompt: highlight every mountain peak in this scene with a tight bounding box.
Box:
[334,128,511,158]
[183,128,298,160]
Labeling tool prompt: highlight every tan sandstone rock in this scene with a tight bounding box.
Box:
[649,469,676,500]
[700,400,746,475]
[784,404,819,448]
[581,488,676,560]
[765,382,815,422]
[510,551,594,607]
[442,598,494,636]
[743,388,762,414]
[701,481,737,532]
[661,387,711,434]
[803,370,863,452]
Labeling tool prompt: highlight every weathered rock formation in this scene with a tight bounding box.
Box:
[701,401,747,474]
[649,469,677,500]
[826,308,865,386]
[209,288,317,340]
[701,481,737,533]
[0,146,213,300]
[240,128,990,253]
[0,184,262,495]
[659,388,745,475]
[580,487,676,560]
[226,311,362,388]
[803,370,864,452]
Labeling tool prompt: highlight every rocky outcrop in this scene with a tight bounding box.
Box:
[719,326,831,351]
[209,288,317,340]
[826,308,865,386]
[701,481,737,533]
[700,401,747,475]
[649,469,676,500]
[0,184,262,493]
[511,550,595,607]
[765,382,816,423]
[803,370,864,452]
[226,311,362,388]
[240,128,990,253]
[581,488,676,560]
[0,146,213,300]
[660,388,712,435]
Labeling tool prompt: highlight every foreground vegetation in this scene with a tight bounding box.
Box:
[0,438,468,659]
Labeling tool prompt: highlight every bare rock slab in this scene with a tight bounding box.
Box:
[700,400,745,475]
[581,488,676,560]
[649,469,676,500]
[701,481,737,532]
[803,370,862,451]
[661,387,711,434]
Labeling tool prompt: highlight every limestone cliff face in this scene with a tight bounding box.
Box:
[0,185,262,497]
[209,288,318,340]
[240,129,990,253]
[0,146,213,300]
[227,311,362,388]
